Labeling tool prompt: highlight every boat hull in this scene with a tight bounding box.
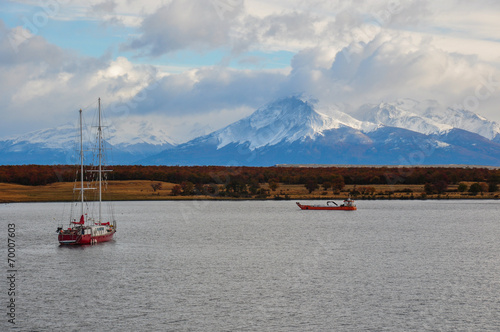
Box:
[296,202,357,211]
[58,229,116,245]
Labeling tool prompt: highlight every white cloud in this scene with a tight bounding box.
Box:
[124,66,288,116]
[112,25,500,142]
[294,31,500,119]
[2,0,500,143]
[123,0,244,56]
[0,22,160,137]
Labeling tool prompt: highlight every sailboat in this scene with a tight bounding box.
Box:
[57,98,116,245]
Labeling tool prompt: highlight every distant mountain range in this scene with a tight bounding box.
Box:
[0,120,175,165]
[2,96,500,166]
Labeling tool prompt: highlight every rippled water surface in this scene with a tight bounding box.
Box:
[1,200,500,331]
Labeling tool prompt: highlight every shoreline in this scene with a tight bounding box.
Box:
[2,198,499,204]
[2,197,498,204]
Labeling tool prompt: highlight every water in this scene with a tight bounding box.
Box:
[1,200,500,331]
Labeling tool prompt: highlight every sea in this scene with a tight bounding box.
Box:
[1,200,499,331]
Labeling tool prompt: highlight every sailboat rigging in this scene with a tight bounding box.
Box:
[57,98,116,245]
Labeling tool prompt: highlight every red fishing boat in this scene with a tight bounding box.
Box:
[57,99,116,245]
[296,196,357,211]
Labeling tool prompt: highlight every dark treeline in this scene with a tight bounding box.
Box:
[1,165,499,188]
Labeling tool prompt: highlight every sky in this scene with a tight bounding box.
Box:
[1,0,500,143]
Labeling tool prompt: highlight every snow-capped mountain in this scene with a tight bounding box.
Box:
[0,120,176,165]
[356,98,500,141]
[143,97,500,166]
[211,97,355,150]
[188,97,379,152]
[358,102,452,135]
[3,96,500,166]
[6,124,79,150]
[422,107,500,141]
[106,119,176,147]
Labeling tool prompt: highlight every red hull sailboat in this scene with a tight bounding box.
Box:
[58,218,116,245]
[296,197,357,211]
[57,99,116,245]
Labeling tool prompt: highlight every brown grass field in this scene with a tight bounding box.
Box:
[0,180,497,203]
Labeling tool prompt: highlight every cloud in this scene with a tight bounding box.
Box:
[2,1,500,143]
[123,0,244,56]
[284,31,500,118]
[123,66,288,117]
[121,0,435,60]
[89,0,117,14]
[0,22,160,137]
[116,23,498,141]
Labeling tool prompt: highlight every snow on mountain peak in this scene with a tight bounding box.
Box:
[5,117,176,153]
[212,96,491,151]
[422,107,500,140]
[11,123,78,149]
[4,96,500,166]
[359,102,453,135]
[358,98,500,141]
[106,118,176,147]
[215,97,348,150]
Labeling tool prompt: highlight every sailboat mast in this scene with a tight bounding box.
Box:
[79,109,84,220]
[98,97,102,223]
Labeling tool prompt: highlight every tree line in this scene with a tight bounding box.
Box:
[1,165,499,190]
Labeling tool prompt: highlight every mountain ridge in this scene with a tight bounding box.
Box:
[142,97,500,166]
[2,96,500,166]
